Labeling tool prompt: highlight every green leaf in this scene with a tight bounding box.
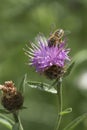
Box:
[64,62,75,77]
[59,108,72,116]
[12,123,20,130]
[12,112,23,130]
[64,50,87,77]
[27,81,57,94]
[0,109,10,114]
[73,50,87,66]
[12,116,23,130]
[0,113,14,129]
[63,113,87,130]
[18,74,27,94]
[0,118,12,129]
[0,113,14,125]
[12,123,23,130]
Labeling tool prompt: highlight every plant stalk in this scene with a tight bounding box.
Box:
[55,78,63,130]
[13,111,24,130]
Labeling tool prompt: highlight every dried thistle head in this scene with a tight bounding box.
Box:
[0,81,24,112]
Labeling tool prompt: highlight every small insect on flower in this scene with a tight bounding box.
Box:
[48,29,64,47]
[25,35,70,80]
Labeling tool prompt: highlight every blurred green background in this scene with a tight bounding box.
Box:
[0,0,87,130]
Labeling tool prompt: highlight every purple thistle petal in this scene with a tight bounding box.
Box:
[27,36,71,72]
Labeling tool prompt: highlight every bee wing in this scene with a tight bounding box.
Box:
[64,30,71,36]
[38,32,45,37]
[49,23,57,36]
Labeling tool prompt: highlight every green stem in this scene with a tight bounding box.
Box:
[13,112,19,123]
[13,111,24,130]
[55,78,63,130]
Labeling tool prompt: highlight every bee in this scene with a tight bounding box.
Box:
[48,29,64,47]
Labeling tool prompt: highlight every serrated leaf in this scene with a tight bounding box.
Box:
[59,108,72,116]
[63,113,87,130]
[0,113,14,129]
[27,81,57,94]
[18,74,27,94]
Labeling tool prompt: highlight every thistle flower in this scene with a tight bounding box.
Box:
[0,81,24,112]
[25,36,70,79]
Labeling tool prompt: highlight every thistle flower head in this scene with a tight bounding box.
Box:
[26,36,70,79]
[0,81,24,112]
